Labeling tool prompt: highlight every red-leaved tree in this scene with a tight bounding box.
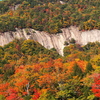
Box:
[32,89,41,100]
[91,74,100,98]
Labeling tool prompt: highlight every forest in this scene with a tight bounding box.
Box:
[0,39,100,100]
[0,0,100,100]
[0,0,100,33]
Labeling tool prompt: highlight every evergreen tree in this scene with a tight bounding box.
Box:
[85,62,94,74]
[69,38,76,44]
[72,63,83,77]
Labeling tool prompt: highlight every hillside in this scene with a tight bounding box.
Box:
[0,0,100,33]
[0,39,100,99]
[0,0,100,100]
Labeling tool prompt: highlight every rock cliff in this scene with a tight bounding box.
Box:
[0,26,100,56]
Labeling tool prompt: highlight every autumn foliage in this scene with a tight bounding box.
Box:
[92,74,100,98]
[0,39,100,99]
[0,0,100,33]
[32,89,41,100]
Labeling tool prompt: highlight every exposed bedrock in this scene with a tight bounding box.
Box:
[0,26,100,56]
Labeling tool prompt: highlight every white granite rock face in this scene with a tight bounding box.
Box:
[0,26,100,56]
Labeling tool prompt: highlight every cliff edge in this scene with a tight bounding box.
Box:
[0,26,100,56]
